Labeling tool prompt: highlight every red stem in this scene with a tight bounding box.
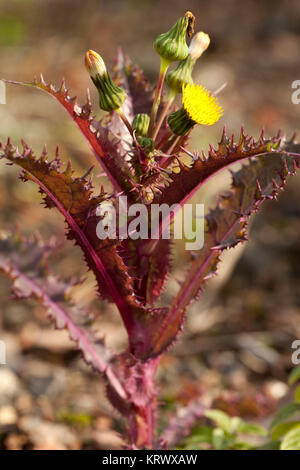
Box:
[152,95,174,142]
[127,356,161,449]
[117,109,134,137]
[148,59,170,138]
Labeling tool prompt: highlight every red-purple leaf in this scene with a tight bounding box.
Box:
[0,140,172,359]
[152,128,283,235]
[0,231,126,399]
[4,76,135,194]
[143,138,300,358]
[0,140,144,335]
[131,238,173,305]
[113,50,154,117]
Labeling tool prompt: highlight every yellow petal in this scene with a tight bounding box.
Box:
[182,83,223,125]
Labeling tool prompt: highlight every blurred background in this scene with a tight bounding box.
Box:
[0,0,299,449]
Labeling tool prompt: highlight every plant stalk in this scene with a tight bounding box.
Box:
[121,356,161,449]
[152,94,175,142]
[117,108,134,137]
[148,58,170,138]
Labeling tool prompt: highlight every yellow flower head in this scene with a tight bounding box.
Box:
[182,83,223,125]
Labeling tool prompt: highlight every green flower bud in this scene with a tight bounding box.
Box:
[165,32,210,96]
[85,50,127,112]
[168,107,194,136]
[137,136,155,153]
[165,55,194,96]
[153,11,195,63]
[132,113,150,137]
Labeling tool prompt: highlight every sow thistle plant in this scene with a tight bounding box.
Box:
[0,11,300,449]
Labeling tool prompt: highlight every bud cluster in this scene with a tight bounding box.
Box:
[84,11,223,151]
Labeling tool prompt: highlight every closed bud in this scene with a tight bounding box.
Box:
[188,32,210,62]
[165,31,210,96]
[154,11,195,64]
[132,113,150,137]
[85,49,107,78]
[137,136,155,153]
[165,56,194,96]
[85,50,127,112]
[168,107,194,136]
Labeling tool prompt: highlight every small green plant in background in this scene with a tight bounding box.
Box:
[179,366,300,450]
[180,410,267,450]
[268,365,300,450]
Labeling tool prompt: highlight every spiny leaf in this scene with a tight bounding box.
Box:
[92,120,137,193]
[4,76,135,194]
[0,140,142,310]
[122,238,173,306]
[90,49,155,178]
[0,140,171,359]
[0,231,126,399]
[109,50,156,178]
[154,127,283,209]
[142,238,173,305]
[144,138,300,358]
[113,50,154,117]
